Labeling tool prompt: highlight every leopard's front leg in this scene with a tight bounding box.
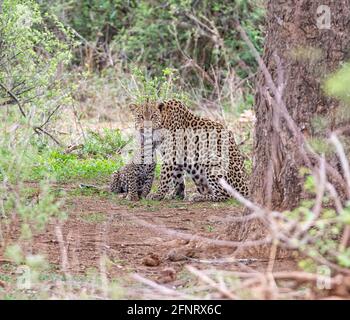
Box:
[146,163,174,200]
[165,166,185,200]
[125,170,139,201]
[140,168,155,198]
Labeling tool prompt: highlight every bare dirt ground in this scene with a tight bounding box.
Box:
[0,182,297,298]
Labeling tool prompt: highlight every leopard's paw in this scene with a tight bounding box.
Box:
[126,193,139,201]
[187,193,206,202]
[164,192,185,200]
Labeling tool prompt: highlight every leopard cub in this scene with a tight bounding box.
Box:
[110,162,156,201]
[110,101,162,201]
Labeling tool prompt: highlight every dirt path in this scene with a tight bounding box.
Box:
[0,183,297,297]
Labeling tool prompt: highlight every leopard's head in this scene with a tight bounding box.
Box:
[130,101,162,128]
[129,99,187,129]
[129,100,163,146]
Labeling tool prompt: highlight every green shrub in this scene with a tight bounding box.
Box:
[129,67,189,104]
[0,0,74,124]
[83,128,129,159]
[40,0,265,83]
[31,150,123,182]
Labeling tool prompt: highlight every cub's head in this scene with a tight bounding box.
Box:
[129,99,187,145]
[129,100,163,147]
[129,100,161,131]
[129,99,186,129]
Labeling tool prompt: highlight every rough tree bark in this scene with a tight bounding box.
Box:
[230,0,350,257]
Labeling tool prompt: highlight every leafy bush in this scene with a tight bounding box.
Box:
[40,0,265,82]
[129,67,189,104]
[82,128,129,158]
[31,150,123,182]
[0,0,73,124]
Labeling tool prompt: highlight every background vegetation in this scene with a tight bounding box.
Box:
[1,0,349,300]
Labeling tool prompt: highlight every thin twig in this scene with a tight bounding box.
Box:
[38,104,62,128]
[186,265,237,299]
[133,274,193,299]
[34,127,62,146]
[0,81,26,117]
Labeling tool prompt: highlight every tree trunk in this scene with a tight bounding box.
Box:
[230,0,350,258]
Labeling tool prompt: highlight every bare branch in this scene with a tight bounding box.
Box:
[186,265,238,299]
[0,81,26,117]
[34,127,62,146]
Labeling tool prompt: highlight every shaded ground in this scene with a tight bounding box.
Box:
[0,182,297,298]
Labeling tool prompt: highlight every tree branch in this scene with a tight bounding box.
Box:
[0,81,26,117]
[34,127,62,146]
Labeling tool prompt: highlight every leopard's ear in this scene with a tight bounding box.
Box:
[157,102,166,113]
[129,103,139,114]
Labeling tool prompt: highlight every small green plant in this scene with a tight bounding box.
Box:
[139,198,161,211]
[206,225,215,232]
[83,129,130,159]
[337,248,350,268]
[130,67,189,103]
[27,129,129,182]
[282,177,350,273]
[223,198,241,207]
[325,63,350,103]
[31,150,123,182]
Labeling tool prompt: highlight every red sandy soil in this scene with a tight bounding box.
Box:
[0,182,297,298]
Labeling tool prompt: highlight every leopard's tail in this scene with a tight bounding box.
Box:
[79,184,109,192]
